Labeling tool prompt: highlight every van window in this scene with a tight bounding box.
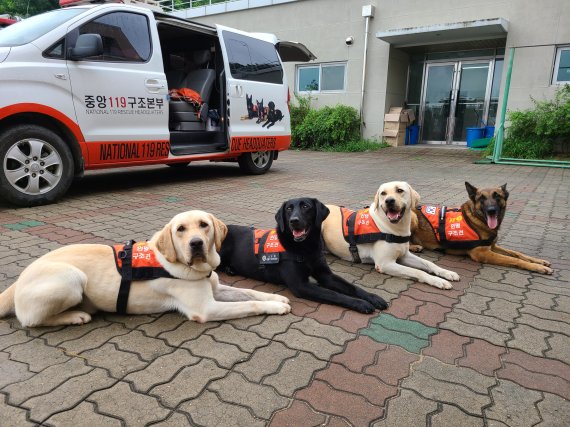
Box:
[72,12,151,62]
[0,9,85,47]
[223,30,283,84]
[44,39,65,59]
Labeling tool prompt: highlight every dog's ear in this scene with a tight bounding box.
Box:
[155,223,177,263]
[500,183,509,200]
[209,213,228,252]
[373,189,381,212]
[465,182,478,202]
[408,183,421,208]
[275,201,287,233]
[312,198,330,227]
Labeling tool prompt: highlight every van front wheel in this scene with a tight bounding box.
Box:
[0,125,74,207]
[238,151,274,175]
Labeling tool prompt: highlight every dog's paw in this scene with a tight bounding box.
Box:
[409,244,423,253]
[272,294,290,304]
[68,311,92,325]
[266,301,291,315]
[439,269,460,281]
[352,300,375,314]
[427,277,453,290]
[536,265,553,275]
[537,259,551,267]
[365,293,389,310]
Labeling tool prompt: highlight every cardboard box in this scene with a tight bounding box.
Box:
[384,129,406,146]
[385,133,406,147]
[383,120,408,132]
[383,106,416,146]
[387,107,416,124]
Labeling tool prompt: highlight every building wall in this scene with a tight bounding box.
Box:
[190,0,570,139]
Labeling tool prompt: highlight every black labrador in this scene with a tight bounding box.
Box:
[219,198,388,313]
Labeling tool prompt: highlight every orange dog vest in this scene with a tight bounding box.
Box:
[252,228,304,265]
[111,241,174,314]
[340,207,410,263]
[417,205,495,249]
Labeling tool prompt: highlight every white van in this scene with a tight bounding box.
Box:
[0,1,315,206]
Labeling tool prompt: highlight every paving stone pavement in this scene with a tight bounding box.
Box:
[1,147,569,426]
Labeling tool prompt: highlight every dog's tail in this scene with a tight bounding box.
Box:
[0,284,16,318]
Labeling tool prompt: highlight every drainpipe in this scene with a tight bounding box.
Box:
[360,5,375,138]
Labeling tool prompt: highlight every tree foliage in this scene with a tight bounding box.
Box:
[0,0,59,18]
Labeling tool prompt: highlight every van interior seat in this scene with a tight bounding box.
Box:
[170,49,216,130]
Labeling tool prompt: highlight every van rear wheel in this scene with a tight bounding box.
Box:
[238,151,274,175]
[0,125,74,207]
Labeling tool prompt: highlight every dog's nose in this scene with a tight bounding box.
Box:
[190,238,204,250]
[386,197,396,207]
[289,217,300,226]
[487,206,498,215]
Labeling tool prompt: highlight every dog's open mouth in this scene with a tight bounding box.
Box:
[291,227,310,242]
[486,212,498,229]
[384,207,405,223]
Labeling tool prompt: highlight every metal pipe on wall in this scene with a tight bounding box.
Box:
[359,5,375,137]
[360,15,370,137]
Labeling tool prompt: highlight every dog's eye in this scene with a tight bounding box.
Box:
[177,225,186,232]
[199,221,209,228]
[301,203,310,209]
[286,206,293,212]
[396,188,404,193]
[381,191,387,196]
[479,195,487,202]
[492,192,499,199]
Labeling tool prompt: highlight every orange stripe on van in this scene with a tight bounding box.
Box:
[86,140,171,166]
[0,103,87,161]
[0,103,85,143]
[229,135,291,153]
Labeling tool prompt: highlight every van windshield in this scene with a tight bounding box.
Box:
[0,9,86,47]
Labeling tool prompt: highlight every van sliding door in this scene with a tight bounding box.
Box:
[216,25,290,154]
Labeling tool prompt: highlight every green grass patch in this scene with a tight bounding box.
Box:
[318,138,389,152]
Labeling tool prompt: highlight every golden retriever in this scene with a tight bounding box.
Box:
[322,181,460,289]
[0,210,290,328]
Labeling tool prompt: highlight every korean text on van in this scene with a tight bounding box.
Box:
[0,1,315,206]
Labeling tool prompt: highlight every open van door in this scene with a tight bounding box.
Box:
[216,24,300,173]
[276,40,316,62]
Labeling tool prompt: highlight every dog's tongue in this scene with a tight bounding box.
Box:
[292,229,306,238]
[487,214,498,229]
[387,210,400,221]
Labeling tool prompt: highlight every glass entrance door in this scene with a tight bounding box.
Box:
[420,60,492,144]
[452,61,491,142]
[421,63,455,143]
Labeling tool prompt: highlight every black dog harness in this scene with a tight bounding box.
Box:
[253,228,305,266]
[111,240,174,314]
[341,207,410,263]
[417,204,496,250]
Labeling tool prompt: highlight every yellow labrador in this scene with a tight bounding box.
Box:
[322,181,460,289]
[0,210,290,328]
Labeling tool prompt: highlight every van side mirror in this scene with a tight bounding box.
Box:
[69,34,103,60]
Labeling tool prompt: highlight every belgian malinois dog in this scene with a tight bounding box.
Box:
[410,182,552,274]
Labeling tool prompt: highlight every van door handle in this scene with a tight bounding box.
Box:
[145,79,165,93]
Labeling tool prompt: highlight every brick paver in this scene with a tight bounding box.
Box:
[1,147,569,425]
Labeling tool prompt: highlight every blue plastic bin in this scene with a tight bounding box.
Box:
[484,125,495,138]
[405,124,420,145]
[466,127,485,147]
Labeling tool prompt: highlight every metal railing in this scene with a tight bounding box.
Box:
[159,0,231,12]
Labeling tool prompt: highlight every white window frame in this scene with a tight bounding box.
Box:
[552,45,570,85]
[296,62,347,94]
